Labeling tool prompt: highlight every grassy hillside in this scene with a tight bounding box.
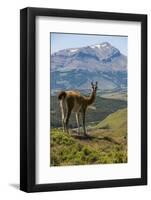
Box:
[50,108,127,166]
[95,108,127,137]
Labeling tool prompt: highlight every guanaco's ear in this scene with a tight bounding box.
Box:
[95,81,98,86]
[91,82,94,87]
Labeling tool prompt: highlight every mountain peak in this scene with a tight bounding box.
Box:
[51,41,127,91]
[90,42,111,49]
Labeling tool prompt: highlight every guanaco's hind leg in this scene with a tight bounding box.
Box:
[75,112,80,134]
[59,100,65,132]
[65,97,74,133]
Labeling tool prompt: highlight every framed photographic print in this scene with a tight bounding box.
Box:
[20,7,147,192]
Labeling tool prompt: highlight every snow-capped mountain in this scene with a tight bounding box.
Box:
[51,42,127,92]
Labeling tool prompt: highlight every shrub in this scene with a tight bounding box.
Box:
[50,128,127,166]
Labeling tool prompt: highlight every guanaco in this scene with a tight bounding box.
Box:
[58,82,98,136]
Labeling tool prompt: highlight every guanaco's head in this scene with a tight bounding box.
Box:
[91,81,98,93]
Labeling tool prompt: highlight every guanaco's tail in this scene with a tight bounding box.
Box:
[58,91,66,100]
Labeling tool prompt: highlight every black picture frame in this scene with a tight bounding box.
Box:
[20,7,147,192]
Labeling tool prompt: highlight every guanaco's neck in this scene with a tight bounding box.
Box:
[85,91,96,106]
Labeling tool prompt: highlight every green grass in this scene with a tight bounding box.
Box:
[95,108,127,137]
[50,108,127,166]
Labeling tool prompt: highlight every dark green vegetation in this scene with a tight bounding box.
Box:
[51,95,127,128]
[50,108,127,166]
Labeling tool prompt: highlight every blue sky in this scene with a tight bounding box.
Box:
[51,32,128,56]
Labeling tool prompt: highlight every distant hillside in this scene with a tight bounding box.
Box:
[51,42,127,92]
